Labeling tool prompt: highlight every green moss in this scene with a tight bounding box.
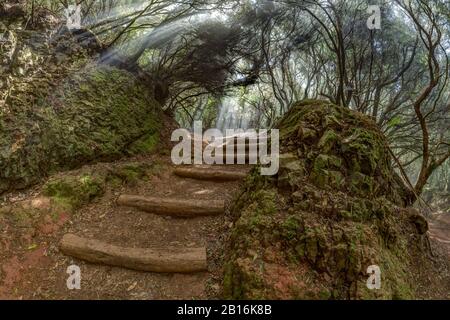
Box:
[223,260,267,300]
[313,154,343,171]
[43,174,104,210]
[281,216,303,240]
[318,129,340,153]
[349,173,375,197]
[310,169,345,190]
[222,262,235,299]
[128,132,160,155]
[109,163,150,185]
[11,209,34,227]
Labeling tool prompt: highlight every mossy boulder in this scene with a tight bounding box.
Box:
[0,58,162,193]
[223,100,443,300]
[43,174,105,210]
[41,161,156,210]
[277,99,410,204]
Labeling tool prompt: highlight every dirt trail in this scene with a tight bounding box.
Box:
[0,155,248,299]
[1,153,449,300]
[429,212,450,257]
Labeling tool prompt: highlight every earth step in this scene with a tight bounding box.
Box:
[174,166,249,181]
[60,234,207,273]
[117,195,224,217]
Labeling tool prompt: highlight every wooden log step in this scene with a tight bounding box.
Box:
[117,195,224,217]
[60,234,207,273]
[191,143,261,152]
[174,167,249,181]
[220,135,272,143]
[211,142,260,150]
[190,153,255,164]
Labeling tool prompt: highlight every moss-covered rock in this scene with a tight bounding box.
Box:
[43,174,105,210]
[223,100,442,300]
[277,99,409,204]
[0,57,162,193]
[40,160,156,210]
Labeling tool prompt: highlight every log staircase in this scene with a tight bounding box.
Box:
[59,138,256,274]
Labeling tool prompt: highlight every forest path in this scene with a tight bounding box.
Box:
[1,152,449,299]
[0,155,249,299]
[429,211,450,257]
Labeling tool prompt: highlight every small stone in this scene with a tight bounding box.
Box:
[127,281,138,291]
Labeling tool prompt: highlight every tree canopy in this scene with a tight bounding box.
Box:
[1,0,449,197]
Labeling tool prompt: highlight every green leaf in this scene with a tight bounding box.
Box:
[387,116,402,128]
[27,244,38,250]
